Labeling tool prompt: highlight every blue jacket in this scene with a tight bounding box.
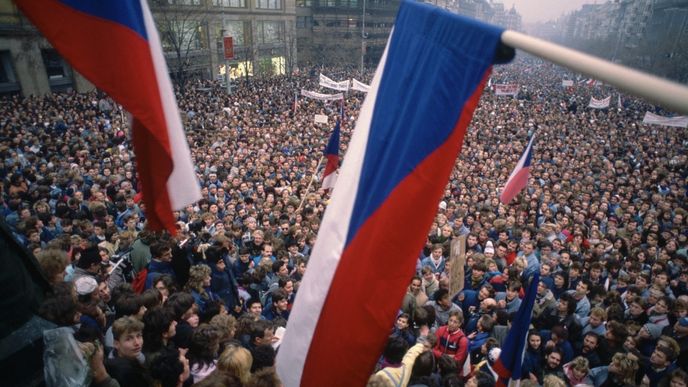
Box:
[211,264,239,310]
[468,331,490,353]
[144,259,176,289]
[521,347,543,380]
[420,256,445,274]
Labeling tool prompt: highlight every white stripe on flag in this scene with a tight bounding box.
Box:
[275,33,393,387]
[141,0,200,209]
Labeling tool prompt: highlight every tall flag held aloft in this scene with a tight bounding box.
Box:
[321,119,340,191]
[500,135,535,204]
[275,1,514,385]
[493,272,540,387]
[15,0,201,234]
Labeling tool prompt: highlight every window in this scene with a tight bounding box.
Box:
[296,16,314,29]
[171,0,202,4]
[214,0,246,7]
[41,49,73,91]
[256,21,283,44]
[41,49,69,79]
[296,0,312,6]
[256,0,281,10]
[159,20,203,51]
[224,20,246,45]
[0,51,19,95]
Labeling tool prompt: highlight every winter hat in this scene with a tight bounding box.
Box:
[643,323,664,339]
[484,241,495,255]
[74,276,98,296]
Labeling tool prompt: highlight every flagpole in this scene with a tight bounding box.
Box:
[501,30,688,115]
[297,156,324,212]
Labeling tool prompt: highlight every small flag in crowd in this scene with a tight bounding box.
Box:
[293,93,298,114]
[340,99,345,121]
[321,120,340,191]
[15,0,201,234]
[275,1,512,385]
[493,272,540,387]
[499,135,535,204]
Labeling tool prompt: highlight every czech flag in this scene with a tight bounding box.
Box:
[321,120,341,191]
[499,135,535,204]
[15,0,201,234]
[275,1,512,386]
[493,272,539,387]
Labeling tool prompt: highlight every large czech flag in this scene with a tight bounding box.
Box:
[15,0,201,234]
[276,1,512,386]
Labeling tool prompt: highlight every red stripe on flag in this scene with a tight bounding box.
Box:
[300,69,492,386]
[16,0,177,232]
[499,166,529,204]
[322,154,339,178]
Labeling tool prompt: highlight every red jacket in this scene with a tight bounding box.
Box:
[432,326,468,366]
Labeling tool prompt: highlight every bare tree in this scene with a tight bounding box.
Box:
[151,0,210,89]
[282,21,298,76]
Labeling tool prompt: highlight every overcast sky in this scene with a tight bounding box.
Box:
[499,0,595,24]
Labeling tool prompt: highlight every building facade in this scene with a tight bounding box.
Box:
[0,0,297,96]
[294,0,521,70]
[0,0,522,96]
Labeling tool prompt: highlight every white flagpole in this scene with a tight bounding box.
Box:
[501,30,688,115]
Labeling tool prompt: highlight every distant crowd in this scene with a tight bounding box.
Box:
[0,58,687,387]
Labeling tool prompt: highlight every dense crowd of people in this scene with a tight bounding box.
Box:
[0,57,687,387]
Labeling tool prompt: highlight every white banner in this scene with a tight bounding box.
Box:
[494,84,519,96]
[319,74,350,92]
[314,114,329,124]
[562,80,573,87]
[351,78,370,93]
[301,89,344,101]
[642,112,688,128]
[588,96,611,109]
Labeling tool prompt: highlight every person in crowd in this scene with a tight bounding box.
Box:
[432,311,469,366]
[2,61,688,385]
[105,316,150,387]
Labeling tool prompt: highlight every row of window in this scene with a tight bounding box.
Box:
[159,0,283,10]
[296,16,392,29]
[295,0,393,7]
[0,49,73,95]
[223,20,286,45]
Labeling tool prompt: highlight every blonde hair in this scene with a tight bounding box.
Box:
[217,345,253,384]
[590,307,607,320]
[543,375,567,387]
[611,352,639,385]
[366,373,394,387]
[35,249,68,284]
[209,314,237,341]
[186,264,212,294]
[570,356,589,372]
[514,256,528,271]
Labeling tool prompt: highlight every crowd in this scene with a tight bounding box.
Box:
[0,57,687,387]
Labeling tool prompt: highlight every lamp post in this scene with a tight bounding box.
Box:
[360,0,366,74]
[221,30,233,95]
